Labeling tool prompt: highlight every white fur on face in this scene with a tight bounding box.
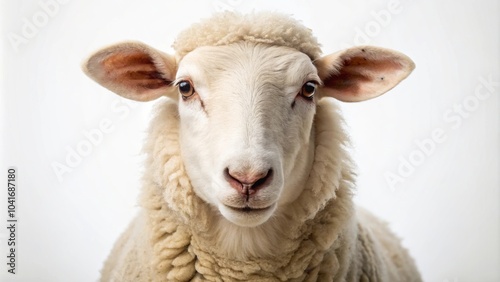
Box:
[177,42,319,227]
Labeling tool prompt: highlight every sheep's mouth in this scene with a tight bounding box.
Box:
[225,205,273,213]
[220,203,277,226]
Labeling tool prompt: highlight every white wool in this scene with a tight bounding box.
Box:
[99,99,420,281]
[172,11,322,60]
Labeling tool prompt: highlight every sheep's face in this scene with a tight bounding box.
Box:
[176,43,319,227]
[84,40,414,228]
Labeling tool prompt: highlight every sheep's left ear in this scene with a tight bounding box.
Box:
[314,46,415,102]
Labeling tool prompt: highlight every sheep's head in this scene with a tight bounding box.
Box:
[83,14,414,228]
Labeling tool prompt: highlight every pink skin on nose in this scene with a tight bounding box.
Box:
[224,168,273,196]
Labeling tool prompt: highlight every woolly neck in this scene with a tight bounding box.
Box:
[140,99,356,281]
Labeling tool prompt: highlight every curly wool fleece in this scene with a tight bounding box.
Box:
[99,12,421,282]
[172,12,322,60]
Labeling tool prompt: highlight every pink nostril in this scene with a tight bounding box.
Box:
[224,168,273,196]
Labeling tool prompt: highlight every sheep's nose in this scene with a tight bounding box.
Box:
[224,168,273,196]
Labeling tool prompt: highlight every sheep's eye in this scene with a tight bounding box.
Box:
[301,81,317,99]
[177,80,195,100]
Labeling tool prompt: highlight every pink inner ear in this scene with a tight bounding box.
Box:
[317,47,415,102]
[102,51,172,93]
[325,56,403,94]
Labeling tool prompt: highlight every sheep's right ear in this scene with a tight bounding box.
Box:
[82,42,177,102]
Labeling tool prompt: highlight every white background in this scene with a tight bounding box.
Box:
[1,0,498,281]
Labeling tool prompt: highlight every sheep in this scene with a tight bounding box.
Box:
[83,11,421,281]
